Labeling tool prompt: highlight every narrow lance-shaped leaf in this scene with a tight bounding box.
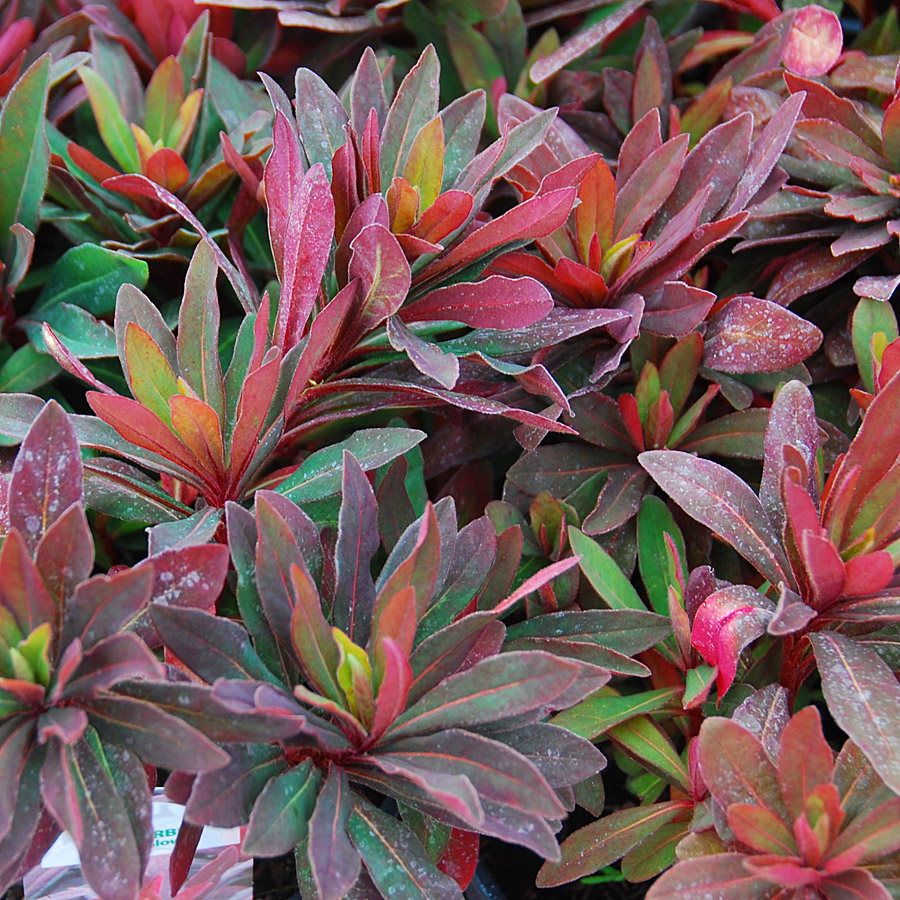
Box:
[178,241,225,419]
[380,46,440,186]
[307,766,360,900]
[639,450,790,587]
[39,737,142,900]
[538,801,692,887]
[387,651,579,740]
[9,400,82,555]
[332,452,379,646]
[348,798,464,900]
[812,631,900,796]
[242,761,322,858]
[0,54,51,263]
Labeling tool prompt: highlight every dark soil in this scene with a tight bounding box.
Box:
[254,855,300,899]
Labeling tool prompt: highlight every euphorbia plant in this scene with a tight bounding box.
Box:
[0,401,234,900]
[638,372,900,800]
[145,455,612,900]
[648,702,900,899]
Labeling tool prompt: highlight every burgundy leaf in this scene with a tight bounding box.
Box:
[778,706,834,818]
[272,156,334,352]
[149,605,276,684]
[63,566,153,650]
[81,695,228,772]
[57,633,163,699]
[9,400,82,554]
[0,720,33,843]
[645,852,780,899]
[185,743,286,827]
[759,380,819,533]
[128,544,229,645]
[103,174,253,312]
[34,504,94,609]
[402,276,552,330]
[39,739,143,900]
[386,316,460,389]
[812,631,900,795]
[36,707,88,746]
[642,282,717,338]
[724,91,806,217]
[307,766,361,900]
[387,651,580,740]
[380,728,565,818]
[639,450,790,587]
[699,717,785,815]
[0,529,57,637]
[703,296,823,373]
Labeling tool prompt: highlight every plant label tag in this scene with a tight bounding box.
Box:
[24,790,251,900]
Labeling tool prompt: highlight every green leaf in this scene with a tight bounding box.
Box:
[177,241,225,418]
[852,297,899,394]
[78,66,141,173]
[0,344,59,392]
[347,798,464,900]
[569,527,646,611]
[33,245,148,316]
[538,801,691,887]
[637,496,686,616]
[243,761,322,858]
[0,54,51,264]
[24,303,118,359]
[551,687,683,741]
[608,715,690,793]
[380,46,440,186]
[388,651,579,740]
[275,429,426,504]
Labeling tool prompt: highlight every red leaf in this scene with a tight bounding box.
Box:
[144,147,189,193]
[307,767,360,900]
[86,392,199,480]
[703,295,823,373]
[437,828,479,890]
[691,585,775,695]
[423,188,576,282]
[272,158,334,351]
[783,6,842,78]
[402,275,552,330]
[9,400,82,554]
[778,706,834,818]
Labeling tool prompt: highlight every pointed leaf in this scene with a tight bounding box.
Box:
[307,766,360,900]
[348,798,463,900]
[243,761,322,858]
[81,695,228,772]
[812,631,900,796]
[178,241,225,418]
[640,450,790,587]
[387,651,579,740]
[0,54,51,263]
[276,428,425,504]
[332,452,379,646]
[9,400,82,554]
[645,853,781,900]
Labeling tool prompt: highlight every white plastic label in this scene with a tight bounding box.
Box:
[40,799,241,868]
